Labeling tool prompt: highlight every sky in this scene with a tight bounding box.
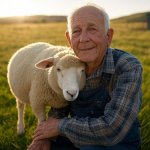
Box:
[0,0,150,19]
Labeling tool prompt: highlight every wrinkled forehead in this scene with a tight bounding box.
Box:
[57,55,85,69]
[73,6,102,16]
[71,6,104,22]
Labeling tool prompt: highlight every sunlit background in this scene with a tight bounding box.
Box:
[0,0,150,19]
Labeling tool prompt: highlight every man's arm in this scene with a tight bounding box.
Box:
[33,58,142,147]
[58,63,142,147]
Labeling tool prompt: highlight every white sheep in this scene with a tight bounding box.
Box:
[7,42,86,134]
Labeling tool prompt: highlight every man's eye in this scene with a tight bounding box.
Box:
[72,30,81,37]
[88,27,97,34]
[73,30,80,34]
[89,28,96,31]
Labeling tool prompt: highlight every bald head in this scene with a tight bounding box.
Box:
[67,4,110,35]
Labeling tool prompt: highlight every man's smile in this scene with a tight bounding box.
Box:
[79,46,96,51]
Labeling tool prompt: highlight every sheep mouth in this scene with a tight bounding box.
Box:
[66,94,78,101]
[63,90,78,101]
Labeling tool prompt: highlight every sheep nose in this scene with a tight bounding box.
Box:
[67,90,77,98]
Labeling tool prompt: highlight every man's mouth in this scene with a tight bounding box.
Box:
[79,46,95,51]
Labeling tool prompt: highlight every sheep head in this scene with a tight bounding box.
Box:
[35,53,86,101]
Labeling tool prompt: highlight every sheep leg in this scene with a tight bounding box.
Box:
[31,103,46,124]
[16,100,25,135]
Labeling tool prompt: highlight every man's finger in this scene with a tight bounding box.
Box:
[33,131,43,139]
[34,135,45,141]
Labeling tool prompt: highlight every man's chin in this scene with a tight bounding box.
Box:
[79,57,96,63]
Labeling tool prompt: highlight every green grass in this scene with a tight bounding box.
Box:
[0,22,150,149]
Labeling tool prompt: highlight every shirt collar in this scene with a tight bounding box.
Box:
[87,48,115,80]
[102,47,115,74]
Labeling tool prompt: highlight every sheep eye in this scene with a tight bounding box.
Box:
[81,69,85,73]
[56,68,61,72]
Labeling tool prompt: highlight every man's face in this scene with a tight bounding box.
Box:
[66,7,111,66]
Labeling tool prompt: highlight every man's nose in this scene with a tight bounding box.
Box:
[80,31,89,42]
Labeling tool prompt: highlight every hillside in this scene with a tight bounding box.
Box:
[0,12,149,24]
[112,11,150,23]
[0,15,67,23]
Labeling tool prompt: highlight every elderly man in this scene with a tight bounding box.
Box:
[28,3,142,150]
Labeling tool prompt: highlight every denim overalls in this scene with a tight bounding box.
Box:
[51,49,141,150]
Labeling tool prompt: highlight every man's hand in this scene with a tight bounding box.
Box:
[33,117,60,141]
[27,139,51,150]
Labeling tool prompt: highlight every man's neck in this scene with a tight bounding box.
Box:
[86,61,102,75]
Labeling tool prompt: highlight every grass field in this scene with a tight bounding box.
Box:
[0,21,150,150]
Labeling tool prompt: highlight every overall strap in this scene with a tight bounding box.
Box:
[112,48,125,66]
[104,48,124,95]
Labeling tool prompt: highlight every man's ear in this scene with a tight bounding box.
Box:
[65,31,72,48]
[107,28,114,47]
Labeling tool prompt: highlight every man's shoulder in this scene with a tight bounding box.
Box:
[111,48,142,72]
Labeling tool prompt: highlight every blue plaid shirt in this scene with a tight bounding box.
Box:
[58,48,143,147]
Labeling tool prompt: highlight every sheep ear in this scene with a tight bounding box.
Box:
[35,57,59,70]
